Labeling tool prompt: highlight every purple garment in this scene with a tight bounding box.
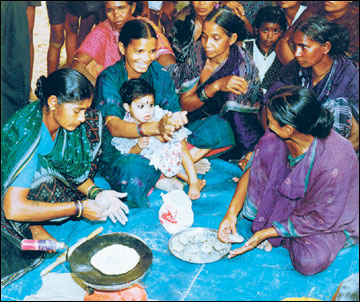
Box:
[225,111,264,156]
[247,129,359,275]
[167,41,264,155]
[265,56,359,122]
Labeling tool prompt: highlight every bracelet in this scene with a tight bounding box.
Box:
[88,186,103,200]
[77,200,83,218]
[87,185,96,197]
[74,200,83,218]
[74,200,80,217]
[198,86,210,103]
[137,122,147,137]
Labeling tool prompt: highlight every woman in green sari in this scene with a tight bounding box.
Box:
[1,68,128,287]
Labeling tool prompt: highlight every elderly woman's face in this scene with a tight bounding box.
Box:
[105,1,134,31]
[192,1,217,18]
[293,31,328,69]
[201,21,234,61]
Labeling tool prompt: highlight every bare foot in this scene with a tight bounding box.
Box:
[155,176,184,192]
[188,179,206,200]
[194,158,211,175]
[257,240,272,252]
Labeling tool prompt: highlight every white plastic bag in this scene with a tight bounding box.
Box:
[159,190,194,234]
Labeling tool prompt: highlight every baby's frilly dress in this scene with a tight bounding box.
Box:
[111,106,191,177]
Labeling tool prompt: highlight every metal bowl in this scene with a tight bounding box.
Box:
[168,227,231,264]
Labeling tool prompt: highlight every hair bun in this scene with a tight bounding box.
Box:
[35,75,47,101]
[308,107,334,138]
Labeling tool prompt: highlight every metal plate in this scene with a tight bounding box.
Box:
[168,228,231,264]
[69,233,152,290]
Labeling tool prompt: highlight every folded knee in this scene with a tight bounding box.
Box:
[291,251,333,276]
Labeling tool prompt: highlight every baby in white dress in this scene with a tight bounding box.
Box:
[111,79,205,200]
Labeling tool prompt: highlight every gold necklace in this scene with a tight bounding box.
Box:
[312,66,332,78]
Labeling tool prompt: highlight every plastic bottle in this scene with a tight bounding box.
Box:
[21,239,66,251]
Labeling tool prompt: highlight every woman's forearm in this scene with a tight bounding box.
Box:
[107,117,161,138]
[180,93,205,112]
[180,82,219,112]
[77,178,95,197]
[70,59,97,87]
[275,38,295,66]
[3,187,76,222]
[226,168,251,216]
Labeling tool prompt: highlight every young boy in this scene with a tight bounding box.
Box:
[112,78,206,200]
[243,6,287,93]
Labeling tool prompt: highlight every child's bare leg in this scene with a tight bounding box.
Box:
[189,147,211,174]
[189,147,211,163]
[180,142,206,200]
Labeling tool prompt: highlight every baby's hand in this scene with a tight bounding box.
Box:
[137,137,149,149]
[171,111,188,129]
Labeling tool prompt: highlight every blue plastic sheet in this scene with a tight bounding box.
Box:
[1,159,358,301]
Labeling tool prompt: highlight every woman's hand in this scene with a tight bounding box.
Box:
[171,111,188,130]
[228,230,265,258]
[217,212,239,243]
[223,2,253,35]
[225,1,245,19]
[213,76,248,96]
[158,111,188,141]
[82,199,112,221]
[159,112,176,141]
[228,228,277,259]
[137,137,149,150]
[94,190,129,225]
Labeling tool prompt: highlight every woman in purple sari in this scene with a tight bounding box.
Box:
[167,7,263,168]
[263,16,359,153]
[218,86,359,276]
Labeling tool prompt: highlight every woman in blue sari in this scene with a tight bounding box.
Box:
[93,19,234,208]
[1,68,128,287]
